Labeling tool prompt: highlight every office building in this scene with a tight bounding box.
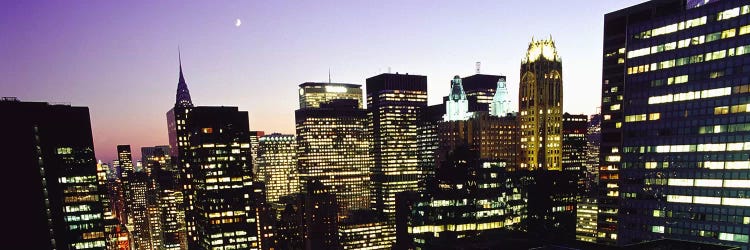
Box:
[417,104,445,187]
[0,98,107,249]
[563,113,588,172]
[339,210,393,250]
[298,82,363,109]
[257,133,299,215]
[585,114,601,192]
[296,99,370,218]
[367,73,428,221]
[576,198,598,243]
[606,0,750,248]
[184,106,261,249]
[249,131,265,181]
[462,74,504,113]
[519,37,564,170]
[128,171,155,250]
[273,181,340,250]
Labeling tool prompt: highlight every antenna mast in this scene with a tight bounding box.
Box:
[476,62,481,74]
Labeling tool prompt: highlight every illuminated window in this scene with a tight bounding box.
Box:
[202,128,213,133]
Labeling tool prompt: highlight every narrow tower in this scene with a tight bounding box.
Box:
[490,76,510,117]
[519,36,563,170]
[444,75,470,121]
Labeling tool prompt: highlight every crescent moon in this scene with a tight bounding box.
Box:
[235,19,241,27]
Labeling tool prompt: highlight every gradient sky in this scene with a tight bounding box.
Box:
[1,0,645,161]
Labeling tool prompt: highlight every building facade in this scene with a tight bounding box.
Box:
[257,133,299,216]
[519,37,564,170]
[296,99,371,218]
[444,75,471,121]
[607,0,750,248]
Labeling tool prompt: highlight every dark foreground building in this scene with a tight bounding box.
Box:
[1,98,107,249]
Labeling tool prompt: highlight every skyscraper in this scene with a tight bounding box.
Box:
[249,130,265,181]
[165,53,194,241]
[462,74,504,113]
[117,145,134,225]
[184,106,261,249]
[367,73,428,220]
[519,37,564,170]
[444,75,471,121]
[298,82,364,109]
[607,0,750,248]
[296,98,371,218]
[257,133,299,215]
[1,98,107,249]
[562,113,588,172]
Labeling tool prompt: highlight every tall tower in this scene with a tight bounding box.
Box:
[490,76,510,116]
[519,37,563,171]
[444,75,470,121]
[165,53,194,245]
[367,73,428,221]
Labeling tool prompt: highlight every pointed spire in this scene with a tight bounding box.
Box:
[175,47,193,107]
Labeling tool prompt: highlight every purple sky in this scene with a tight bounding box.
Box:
[1,0,645,161]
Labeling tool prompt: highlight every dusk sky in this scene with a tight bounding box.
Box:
[1,0,644,161]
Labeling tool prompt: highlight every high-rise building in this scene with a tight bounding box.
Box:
[585,114,601,192]
[142,146,186,250]
[434,112,520,171]
[128,171,154,250]
[417,104,445,187]
[367,73,428,221]
[273,181,340,250]
[444,75,471,121]
[298,82,363,109]
[519,37,564,170]
[257,133,299,216]
[117,145,135,225]
[606,0,750,248]
[562,113,588,172]
[0,98,107,249]
[295,99,370,218]
[184,106,261,249]
[576,198,598,243]
[462,74,503,113]
[249,130,265,181]
[490,75,511,117]
[165,53,194,241]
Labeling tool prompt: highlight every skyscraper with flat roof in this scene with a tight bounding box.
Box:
[298,82,363,109]
[367,73,428,221]
[605,0,750,248]
[1,98,107,249]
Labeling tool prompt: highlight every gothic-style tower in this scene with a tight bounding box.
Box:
[444,75,470,121]
[519,36,563,170]
[490,76,510,117]
[175,52,193,108]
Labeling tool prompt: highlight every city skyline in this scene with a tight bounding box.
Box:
[1,0,643,161]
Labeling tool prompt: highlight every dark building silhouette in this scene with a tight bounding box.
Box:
[273,181,339,250]
[396,145,527,248]
[0,98,107,249]
[605,0,750,248]
[462,74,503,112]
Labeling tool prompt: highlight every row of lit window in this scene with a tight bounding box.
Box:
[668,178,750,188]
[647,86,731,104]
[629,25,749,59]
[698,123,750,134]
[624,113,660,122]
[635,16,707,39]
[628,44,750,75]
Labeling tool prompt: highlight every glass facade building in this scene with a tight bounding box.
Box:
[606,0,750,248]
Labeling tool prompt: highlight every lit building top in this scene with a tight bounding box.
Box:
[298,82,363,109]
[523,36,561,63]
[444,75,471,121]
[490,76,510,117]
[175,52,193,108]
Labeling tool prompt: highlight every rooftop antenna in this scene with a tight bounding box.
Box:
[388,67,391,73]
[476,62,481,74]
[328,68,331,83]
